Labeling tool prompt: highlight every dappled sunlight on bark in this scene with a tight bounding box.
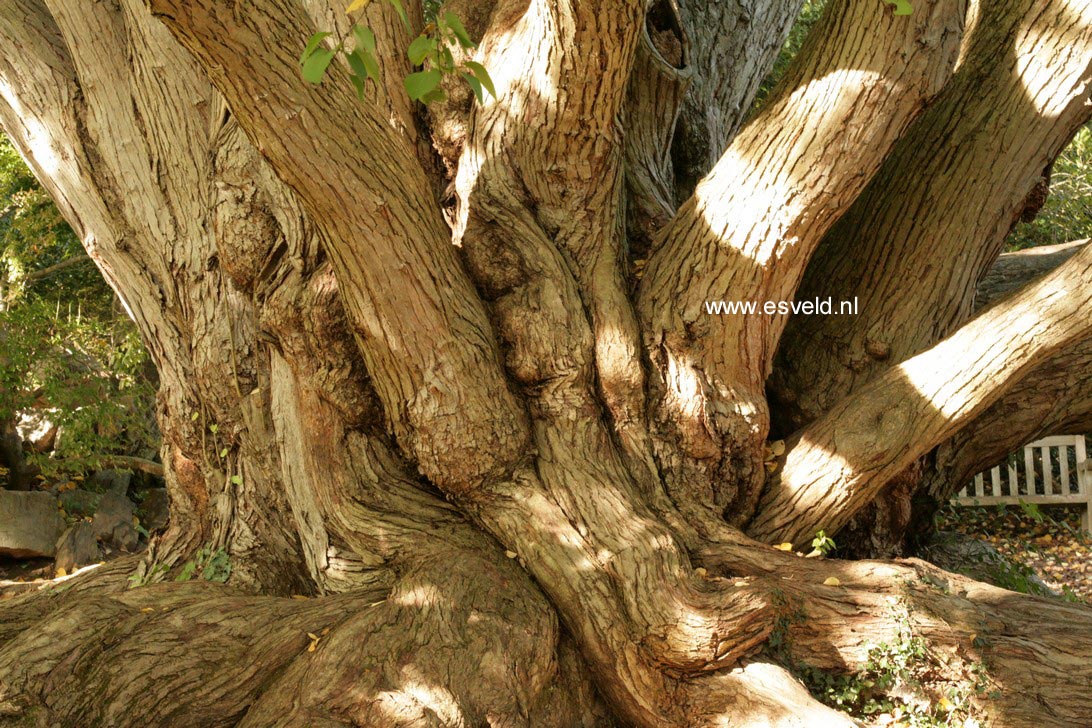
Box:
[1,0,1091,724]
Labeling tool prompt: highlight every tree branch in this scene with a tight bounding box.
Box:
[623,0,691,259]
[24,254,91,282]
[770,0,1092,431]
[750,242,1092,547]
[0,1,86,243]
[450,0,656,476]
[636,0,965,520]
[145,0,531,493]
[974,239,1089,311]
[671,0,803,195]
[922,336,1092,503]
[95,455,165,478]
[921,240,1092,502]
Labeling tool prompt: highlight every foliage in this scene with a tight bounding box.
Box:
[300,0,494,104]
[0,298,157,477]
[175,546,232,583]
[933,504,1092,603]
[1016,499,1044,524]
[0,137,106,315]
[127,561,169,589]
[811,530,837,556]
[0,133,158,482]
[128,545,232,588]
[794,604,993,726]
[1007,123,1092,250]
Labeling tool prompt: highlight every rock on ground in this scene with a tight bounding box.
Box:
[91,491,139,552]
[90,469,132,496]
[0,491,65,558]
[57,488,101,519]
[137,488,169,531]
[54,521,100,573]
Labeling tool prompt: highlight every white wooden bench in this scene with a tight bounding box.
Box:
[952,435,1092,532]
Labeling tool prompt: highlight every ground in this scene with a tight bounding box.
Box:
[934,504,1092,603]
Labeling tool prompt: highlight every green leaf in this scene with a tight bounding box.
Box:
[202,550,232,583]
[209,423,218,434]
[350,75,367,100]
[439,46,455,73]
[175,561,196,582]
[443,11,475,49]
[347,49,370,81]
[387,0,410,30]
[461,72,484,103]
[882,0,913,15]
[346,45,380,98]
[407,34,434,66]
[300,31,332,66]
[464,61,496,99]
[302,47,337,84]
[230,474,243,486]
[218,448,228,458]
[190,411,199,421]
[404,68,442,101]
[352,24,376,54]
[361,48,381,81]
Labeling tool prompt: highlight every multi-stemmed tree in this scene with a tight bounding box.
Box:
[1,0,1091,724]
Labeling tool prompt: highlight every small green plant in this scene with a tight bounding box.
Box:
[766,589,808,656]
[127,561,169,589]
[1017,499,1045,524]
[0,299,157,480]
[989,557,1054,597]
[175,545,232,584]
[300,0,495,104]
[811,530,836,556]
[788,603,992,726]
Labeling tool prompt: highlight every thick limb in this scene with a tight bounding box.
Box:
[751,242,1092,547]
[770,0,1092,432]
[637,0,964,521]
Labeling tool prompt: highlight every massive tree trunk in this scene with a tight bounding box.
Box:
[1,0,1091,725]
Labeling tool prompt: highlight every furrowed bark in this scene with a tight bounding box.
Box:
[448,0,656,474]
[671,0,804,195]
[637,0,964,523]
[975,240,1090,310]
[770,0,1092,432]
[698,540,1092,728]
[921,335,1092,506]
[146,0,531,495]
[751,242,1092,547]
[0,571,600,727]
[1,0,307,590]
[144,4,788,724]
[920,241,1092,504]
[623,0,690,259]
[0,5,601,723]
[299,0,433,171]
[441,5,801,722]
[5,0,1092,726]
